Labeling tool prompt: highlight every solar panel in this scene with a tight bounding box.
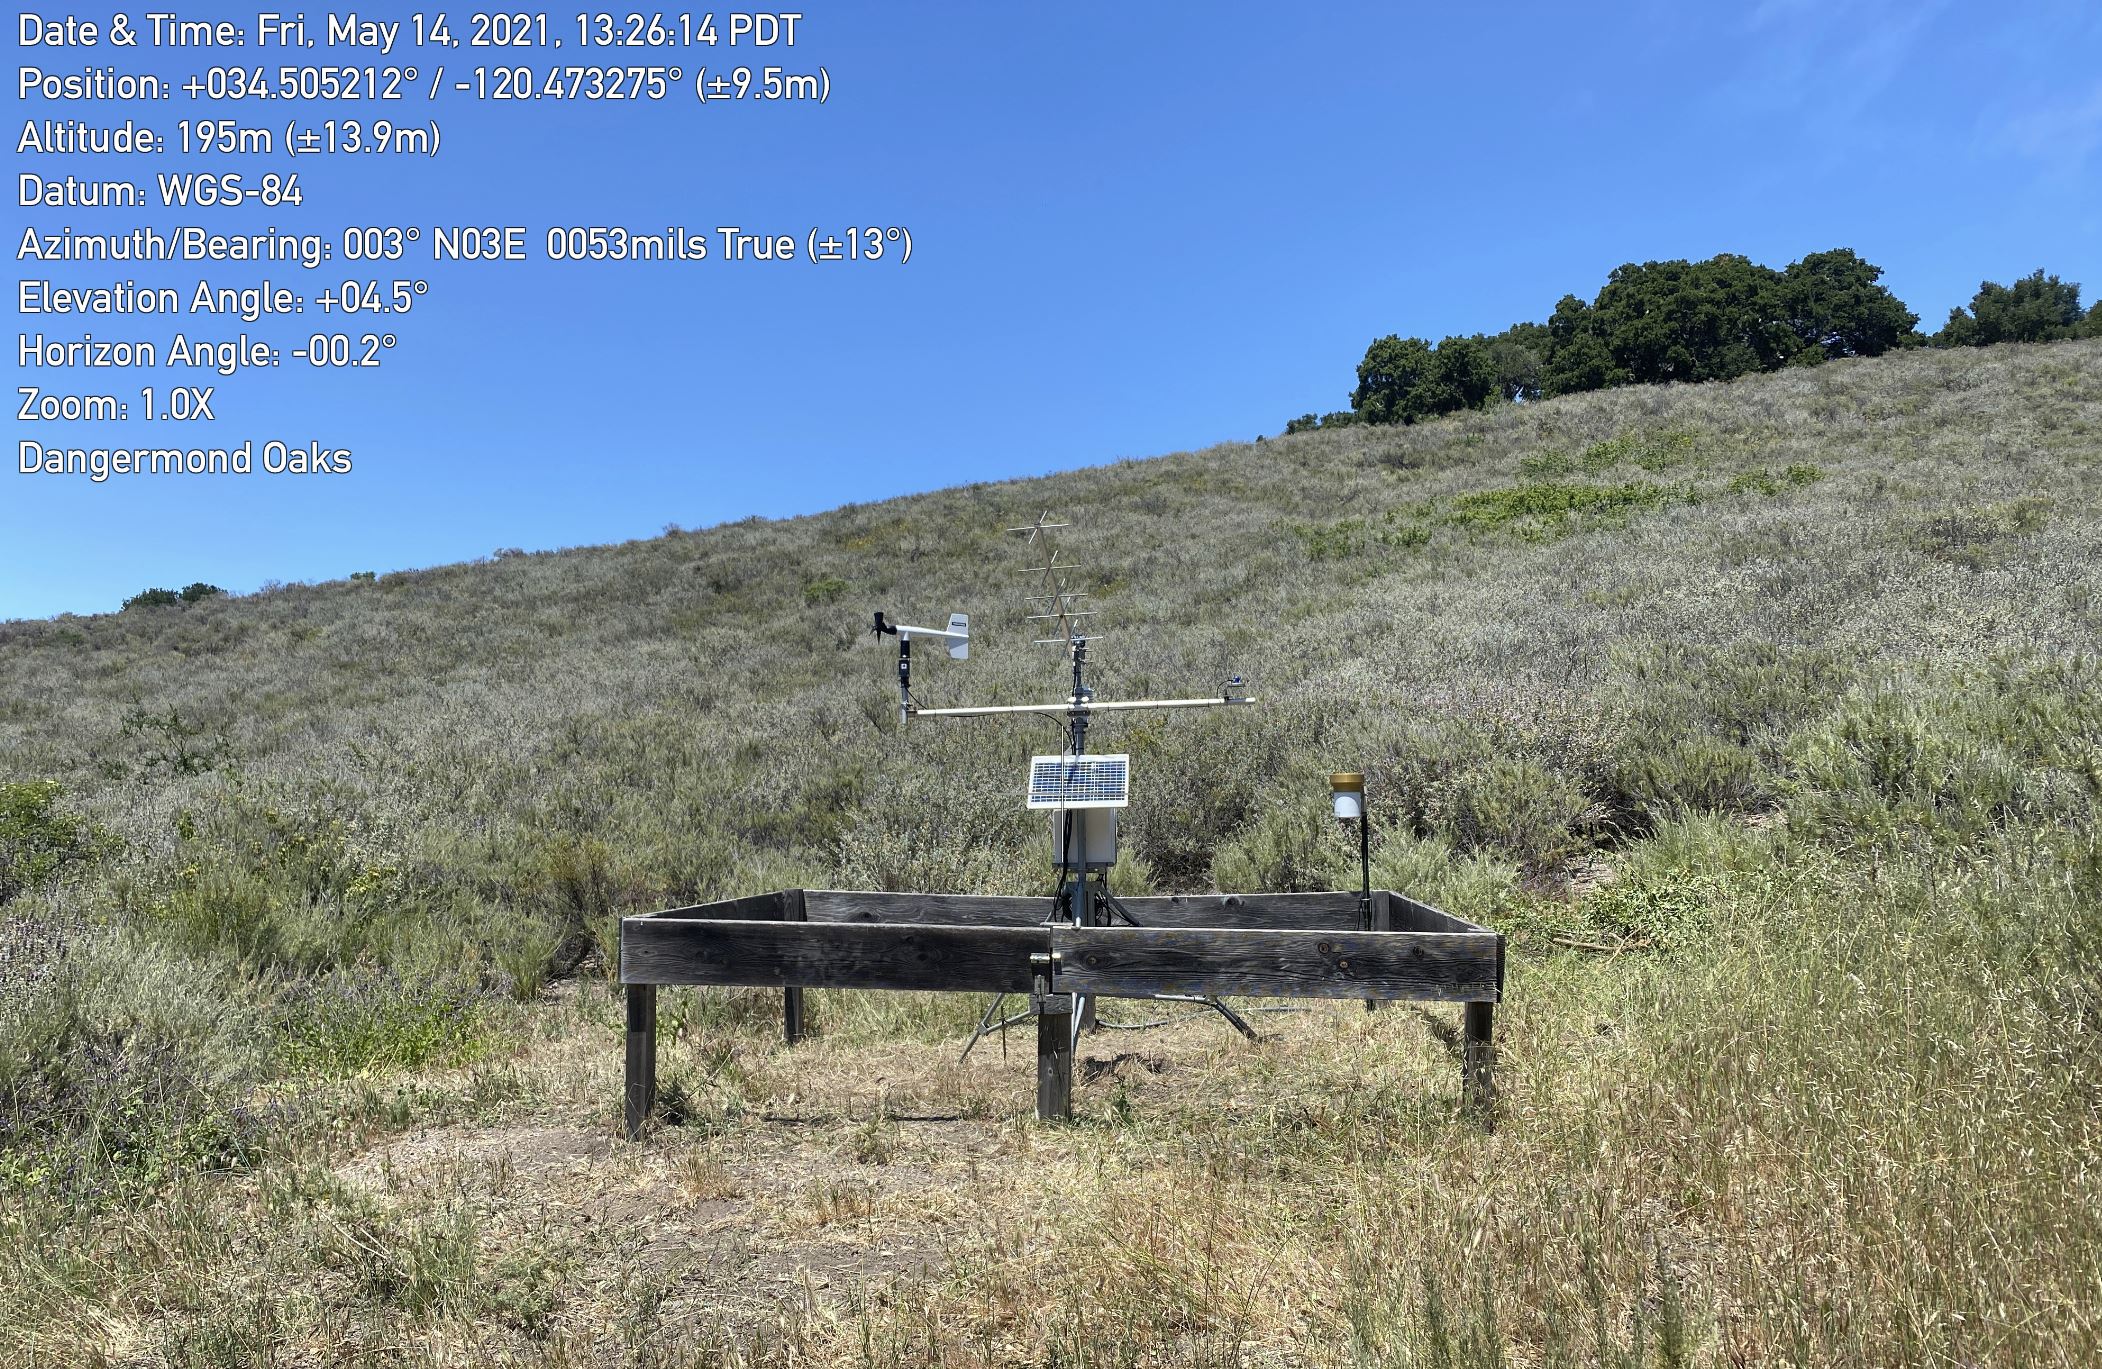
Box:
[1027,754,1130,809]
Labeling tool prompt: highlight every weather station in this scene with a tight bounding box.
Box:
[618,514,1503,1134]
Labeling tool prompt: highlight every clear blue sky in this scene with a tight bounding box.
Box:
[6,1,2099,620]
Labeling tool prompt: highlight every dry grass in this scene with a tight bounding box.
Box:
[3,339,2101,1364]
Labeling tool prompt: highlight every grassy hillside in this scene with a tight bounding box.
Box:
[3,339,2100,1366]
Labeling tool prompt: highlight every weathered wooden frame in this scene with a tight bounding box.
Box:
[619,889,1503,1138]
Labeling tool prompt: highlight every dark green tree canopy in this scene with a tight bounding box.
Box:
[1350,335,1441,425]
[1349,334,1509,425]
[1541,295,1620,397]
[1487,321,1549,403]
[1778,248,1919,361]
[1939,270,2087,346]
[1427,334,1501,413]
[1587,254,1796,385]
[121,583,225,612]
[1308,248,2087,434]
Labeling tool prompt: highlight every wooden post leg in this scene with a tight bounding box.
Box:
[783,889,808,1046]
[624,983,657,1140]
[1462,1001,1495,1119]
[1037,1004,1073,1120]
[1032,954,1072,1121]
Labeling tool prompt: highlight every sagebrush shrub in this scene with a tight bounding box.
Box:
[1427,756,1601,873]
[0,917,274,1204]
[0,781,114,903]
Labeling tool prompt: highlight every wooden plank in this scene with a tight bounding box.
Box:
[622,917,1045,994]
[1117,891,1368,931]
[623,983,656,1140]
[1053,926,1502,1003]
[639,888,1493,935]
[801,890,1052,927]
[646,890,792,922]
[1388,892,1487,935]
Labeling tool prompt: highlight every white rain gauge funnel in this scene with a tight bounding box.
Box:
[1331,772,1365,821]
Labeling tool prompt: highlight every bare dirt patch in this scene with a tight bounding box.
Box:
[319,998,1333,1354]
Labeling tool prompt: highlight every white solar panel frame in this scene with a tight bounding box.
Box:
[1026,754,1130,809]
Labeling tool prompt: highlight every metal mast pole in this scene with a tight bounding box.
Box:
[927,513,1260,1071]
[1065,635,1097,1030]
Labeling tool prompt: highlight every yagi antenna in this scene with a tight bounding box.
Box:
[1008,511,1068,544]
[1009,513,1098,646]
